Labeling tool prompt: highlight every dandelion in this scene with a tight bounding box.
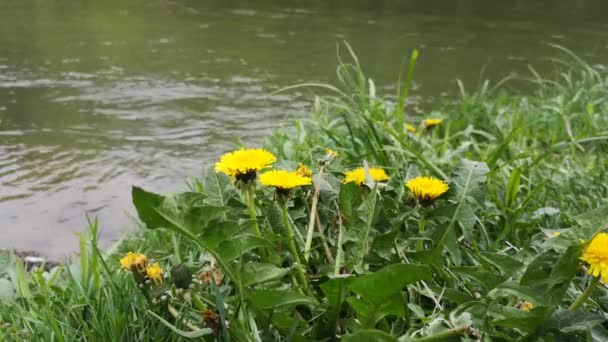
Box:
[520,301,533,311]
[145,262,163,285]
[296,163,313,178]
[406,176,449,203]
[214,148,276,182]
[406,124,417,133]
[120,252,148,271]
[324,148,338,158]
[259,170,312,192]
[580,232,608,284]
[343,167,389,186]
[424,118,443,128]
[552,231,561,237]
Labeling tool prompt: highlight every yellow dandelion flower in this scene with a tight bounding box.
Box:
[259,170,312,190]
[552,231,561,237]
[521,301,533,312]
[406,124,417,133]
[580,232,608,284]
[214,148,276,181]
[424,118,443,128]
[120,252,148,271]
[343,167,389,186]
[406,176,449,203]
[296,163,312,178]
[145,262,163,285]
[324,148,338,158]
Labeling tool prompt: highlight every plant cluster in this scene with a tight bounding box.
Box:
[1,46,608,341]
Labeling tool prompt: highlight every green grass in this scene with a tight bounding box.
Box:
[1,45,608,341]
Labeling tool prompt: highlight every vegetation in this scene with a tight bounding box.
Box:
[2,45,608,341]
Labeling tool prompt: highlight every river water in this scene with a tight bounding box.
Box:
[1,0,608,258]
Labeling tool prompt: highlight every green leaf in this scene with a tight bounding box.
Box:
[217,235,273,262]
[148,310,213,338]
[132,186,173,230]
[204,170,230,206]
[489,304,550,333]
[319,277,352,339]
[573,204,608,237]
[0,278,14,301]
[339,181,363,223]
[10,257,32,299]
[451,159,489,206]
[248,289,317,310]
[451,266,507,291]
[479,252,525,275]
[342,329,396,342]
[545,309,604,333]
[241,263,289,286]
[424,161,488,265]
[349,264,430,305]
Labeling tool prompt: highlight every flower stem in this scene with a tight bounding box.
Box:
[280,202,310,294]
[304,166,324,262]
[417,217,426,252]
[244,186,262,238]
[569,276,599,310]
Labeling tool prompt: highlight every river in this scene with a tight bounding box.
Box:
[1,0,607,258]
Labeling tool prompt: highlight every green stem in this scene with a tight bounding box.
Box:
[415,325,470,342]
[569,276,599,310]
[417,217,426,252]
[280,202,310,294]
[244,187,262,238]
[304,166,325,262]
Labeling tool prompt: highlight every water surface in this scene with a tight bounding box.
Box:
[1,0,608,258]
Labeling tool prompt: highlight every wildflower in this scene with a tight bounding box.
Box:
[145,262,163,285]
[200,267,224,285]
[424,118,443,128]
[552,231,561,237]
[259,170,312,191]
[520,301,533,311]
[120,252,148,271]
[406,124,417,133]
[214,148,276,182]
[406,176,449,203]
[296,163,312,178]
[343,167,389,186]
[580,232,608,284]
[324,148,338,158]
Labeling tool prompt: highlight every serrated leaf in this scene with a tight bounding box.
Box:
[204,170,230,206]
[545,309,604,333]
[573,204,608,237]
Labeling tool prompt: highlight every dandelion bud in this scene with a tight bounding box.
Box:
[171,264,192,289]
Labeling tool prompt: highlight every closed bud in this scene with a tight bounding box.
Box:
[171,264,193,289]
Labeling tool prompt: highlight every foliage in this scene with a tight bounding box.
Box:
[2,45,608,341]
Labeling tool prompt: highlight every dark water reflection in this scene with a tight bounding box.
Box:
[1,0,607,258]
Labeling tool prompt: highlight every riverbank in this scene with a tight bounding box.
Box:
[2,48,608,340]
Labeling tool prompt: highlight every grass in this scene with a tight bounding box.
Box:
[1,45,608,341]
